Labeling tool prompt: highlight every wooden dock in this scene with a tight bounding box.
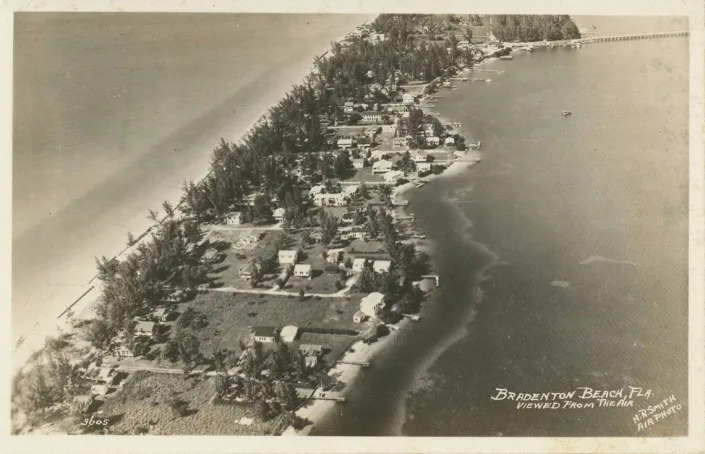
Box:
[336,360,371,368]
[580,30,688,44]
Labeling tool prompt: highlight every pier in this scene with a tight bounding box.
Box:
[336,360,371,368]
[579,31,688,44]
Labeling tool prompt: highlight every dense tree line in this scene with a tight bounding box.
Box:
[489,15,580,42]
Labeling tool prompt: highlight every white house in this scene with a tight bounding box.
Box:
[352,258,368,273]
[280,325,299,343]
[293,263,312,278]
[133,320,156,338]
[392,137,408,149]
[372,159,394,174]
[361,111,383,123]
[413,151,429,163]
[352,159,365,169]
[278,249,299,266]
[381,124,397,134]
[327,248,344,263]
[444,136,456,146]
[360,292,386,318]
[115,344,134,357]
[425,136,440,147]
[402,93,415,104]
[150,307,172,322]
[383,170,405,183]
[313,192,348,207]
[251,326,277,343]
[342,185,359,197]
[200,248,220,264]
[225,212,243,225]
[273,207,286,221]
[337,136,356,149]
[372,260,392,273]
[343,101,355,113]
[369,32,386,42]
[309,184,325,196]
[417,162,432,172]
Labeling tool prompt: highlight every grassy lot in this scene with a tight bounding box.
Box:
[350,168,384,184]
[210,230,290,289]
[181,292,362,355]
[94,371,279,435]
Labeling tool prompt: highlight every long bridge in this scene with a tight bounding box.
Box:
[580,30,689,44]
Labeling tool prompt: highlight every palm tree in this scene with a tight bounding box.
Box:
[162,201,175,218]
[148,209,160,224]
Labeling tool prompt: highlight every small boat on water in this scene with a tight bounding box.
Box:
[499,55,513,60]
[561,110,572,116]
[484,78,492,82]
[524,45,534,52]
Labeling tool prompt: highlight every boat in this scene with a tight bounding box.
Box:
[484,78,492,82]
[524,45,534,52]
[499,55,513,60]
[561,110,572,116]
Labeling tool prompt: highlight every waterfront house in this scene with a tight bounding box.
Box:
[413,151,429,163]
[251,326,277,343]
[273,207,286,222]
[402,93,415,104]
[372,260,392,273]
[361,111,383,123]
[360,292,386,318]
[372,159,394,174]
[425,136,440,147]
[383,170,405,184]
[326,248,344,263]
[225,211,243,225]
[353,311,368,323]
[352,258,368,273]
[280,325,299,343]
[293,263,312,278]
[278,249,299,266]
[444,137,456,146]
[417,162,432,172]
[352,159,365,169]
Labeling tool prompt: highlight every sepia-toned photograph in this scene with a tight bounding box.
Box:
[4,1,704,452]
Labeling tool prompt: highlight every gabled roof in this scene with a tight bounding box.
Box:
[251,326,277,338]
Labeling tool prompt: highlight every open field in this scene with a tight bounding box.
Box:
[181,291,362,355]
[94,371,278,435]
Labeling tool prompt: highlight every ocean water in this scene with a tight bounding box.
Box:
[313,17,689,436]
[12,13,371,345]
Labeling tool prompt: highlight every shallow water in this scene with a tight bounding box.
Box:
[315,16,689,436]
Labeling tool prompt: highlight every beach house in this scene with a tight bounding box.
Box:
[225,211,243,225]
[278,249,299,266]
[372,260,392,273]
[352,258,368,273]
[360,292,386,318]
[361,111,383,123]
[326,248,344,263]
[383,170,405,184]
[293,263,312,278]
[273,207,286,222]
[251,326,277,343]
[280,325,299,343]
[392,137,409,149]
[372,159,394,174]
[133,320,156,338]
[417,162,432,172]
[337,136,356,150]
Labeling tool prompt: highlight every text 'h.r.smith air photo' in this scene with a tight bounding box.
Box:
[7,5,704,453]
